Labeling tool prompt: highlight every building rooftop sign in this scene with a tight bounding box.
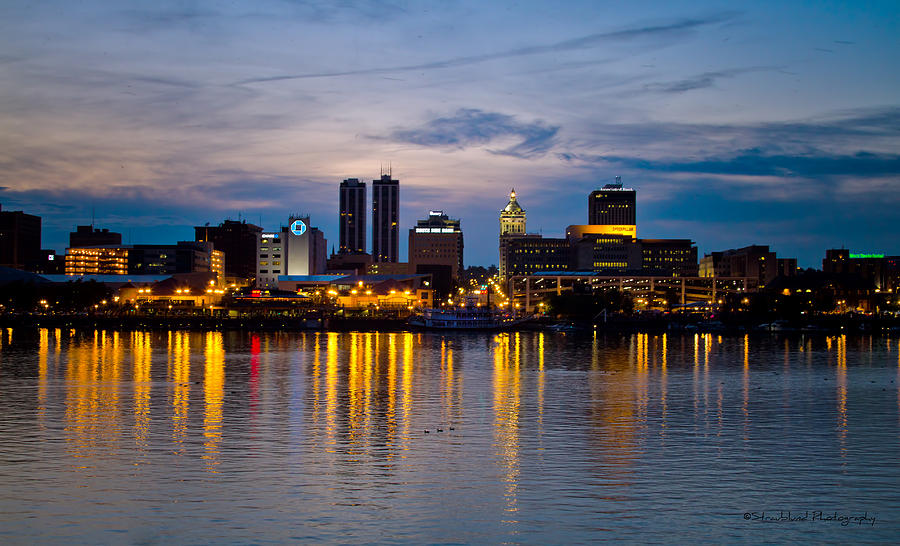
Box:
[849,253,884,259]
[415,227,457,233]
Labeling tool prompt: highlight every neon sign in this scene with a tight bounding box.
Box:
[850,253,884,259]
[290,220,307,236]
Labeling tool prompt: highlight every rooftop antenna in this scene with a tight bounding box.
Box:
[615,175,621,185]
[91,206,95,229]
[389,161,392,177]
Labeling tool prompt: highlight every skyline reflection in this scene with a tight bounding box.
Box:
[1,328,899,542]
[2,328,898,495]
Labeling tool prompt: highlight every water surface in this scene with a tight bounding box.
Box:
[0,328,898,543]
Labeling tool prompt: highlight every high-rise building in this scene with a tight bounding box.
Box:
[195,219,262,282]
[0,204,41,270]
[499,189,527,278]
[588,177,636,227]
[372,173,399,263]
[409,210,463,301]
[256,216,327,288]
[70,225,121,248]
[339,178,366,254]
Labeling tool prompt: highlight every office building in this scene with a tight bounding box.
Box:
[70,225,121,248]
[409,210,463,300]
[195,219,262,282]
[339,178,366,255]
[700,245,778,286]
[326,252,372,275]
[823,249,900,292]
[571,234,634,274]
[588,177,636,227]
[505,232,697,278]
[504,236,571,277]
[637,239,698,277]
[256,216,327,288]
[499,189,527,278]
[0,204,41,270]
[372,173,399,263]
[65,241,223,280]
[65,247,129,275]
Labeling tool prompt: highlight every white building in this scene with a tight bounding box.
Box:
[256,216,327,288]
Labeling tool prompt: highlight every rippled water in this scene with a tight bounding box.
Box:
[0,328,898,543]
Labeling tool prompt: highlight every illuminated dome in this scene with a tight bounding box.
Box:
[502,189,524,213]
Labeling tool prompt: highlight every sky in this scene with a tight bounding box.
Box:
[0,0,898,268]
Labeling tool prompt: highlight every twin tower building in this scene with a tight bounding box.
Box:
[338,174,399,262]
[255,173,402,288]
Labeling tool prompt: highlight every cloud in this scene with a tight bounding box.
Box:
[639,67,778,94]
[235,13,735,83]
[388,108,559,158]
[558,106,900,161]
[602,150,900,178]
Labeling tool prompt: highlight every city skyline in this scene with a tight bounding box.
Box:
[1,1,898,268]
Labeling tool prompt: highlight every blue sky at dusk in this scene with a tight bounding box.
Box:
[1,1,897,268]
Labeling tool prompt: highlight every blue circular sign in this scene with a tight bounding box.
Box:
[290,219,307,236]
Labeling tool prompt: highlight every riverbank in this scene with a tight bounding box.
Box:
[3,313,899,335]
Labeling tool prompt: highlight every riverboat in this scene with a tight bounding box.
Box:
[408,305,524,330]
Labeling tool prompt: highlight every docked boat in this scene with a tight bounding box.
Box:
[408,304,525,330]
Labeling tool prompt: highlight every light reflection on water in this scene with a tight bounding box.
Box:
[0,328,899,542]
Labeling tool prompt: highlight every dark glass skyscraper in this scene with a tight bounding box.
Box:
[588,178,636,226]
[372,173,399,262]
[339,178,366,254]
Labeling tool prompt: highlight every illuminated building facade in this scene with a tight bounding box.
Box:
[588,178,636,227]
[409,210,463,300]
[65,241,222,279]
[194,219,262,282]
[256,231,283,288]
[372,173,399,263]
[0,205,41,270]
[65,247,129,275]
[499,189,527,278]
[571,234,634,274]
[256,216,327,288]
[505,232,696,278]
[566,224,636,240]
[339,178,366,254]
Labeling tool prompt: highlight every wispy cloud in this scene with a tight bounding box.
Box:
[639,66,778,94]
[236,13,735,84]
[388,108,559,158]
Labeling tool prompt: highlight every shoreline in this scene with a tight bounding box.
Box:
[2,314,898,335]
